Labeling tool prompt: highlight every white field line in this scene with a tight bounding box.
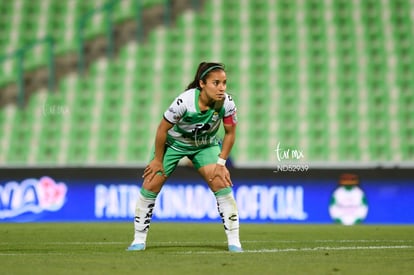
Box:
[0,239,412,246]
[0,245,412,256]
[181,245,414,255]
[246,246,413,253]
[0,240,413,256]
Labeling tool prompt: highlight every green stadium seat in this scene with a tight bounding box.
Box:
[36,126,61,163]
[1,0,414,166]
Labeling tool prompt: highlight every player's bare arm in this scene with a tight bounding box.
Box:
[210,122,236,186]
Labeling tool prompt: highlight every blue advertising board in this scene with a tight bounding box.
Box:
[1,171,413,224]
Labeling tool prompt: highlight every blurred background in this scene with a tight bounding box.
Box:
[1,0,413,167]
[0,0,413,224]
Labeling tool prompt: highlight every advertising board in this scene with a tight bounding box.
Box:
[1,168,413,224]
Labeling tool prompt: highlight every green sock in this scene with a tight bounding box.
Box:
[140,187,158,199]
[214,186,232,197]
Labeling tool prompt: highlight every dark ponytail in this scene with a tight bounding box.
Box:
[186,62,225,90]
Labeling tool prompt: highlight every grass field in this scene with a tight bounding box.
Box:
[0,223,413,275]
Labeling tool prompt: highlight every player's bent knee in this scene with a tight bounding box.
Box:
[209,178,229,193]
[142,174,167,193]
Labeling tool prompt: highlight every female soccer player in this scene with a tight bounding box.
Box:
[127,62,243,252]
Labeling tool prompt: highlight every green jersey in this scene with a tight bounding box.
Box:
[163,88,237,150]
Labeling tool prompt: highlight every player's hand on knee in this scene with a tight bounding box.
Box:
[142,160,165,182]
[224,167,233,186]
[209,165,233,187]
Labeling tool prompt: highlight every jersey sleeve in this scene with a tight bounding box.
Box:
[163,95,187,124]
[223,93,237,125]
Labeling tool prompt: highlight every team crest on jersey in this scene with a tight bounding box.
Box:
[212,112,219,122]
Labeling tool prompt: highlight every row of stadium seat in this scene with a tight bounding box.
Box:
[0,0,166,86]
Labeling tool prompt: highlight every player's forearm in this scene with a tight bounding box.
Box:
[153,125,168,163]
[219,132,235,160]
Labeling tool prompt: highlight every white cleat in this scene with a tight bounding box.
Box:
[228,245,243,253]
[126,243,146,251]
